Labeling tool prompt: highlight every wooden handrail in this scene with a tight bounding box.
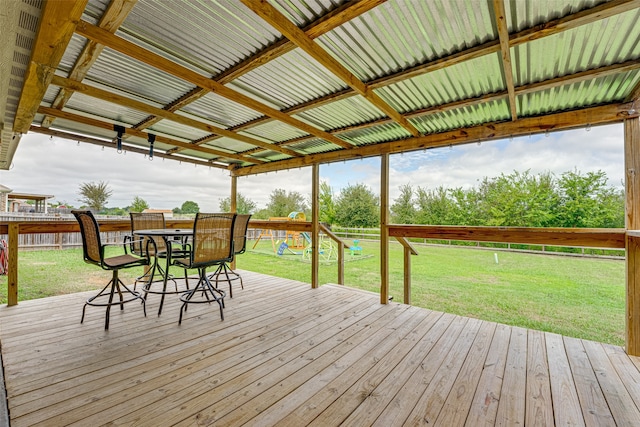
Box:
[388,225,626,249]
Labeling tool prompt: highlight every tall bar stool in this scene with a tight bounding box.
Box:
[172,213,236,324]
[72,210,148,330]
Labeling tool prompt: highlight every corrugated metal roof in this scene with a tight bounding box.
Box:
[181,91,264,128]
[241,120,309,143]
[339,122,410,146]
[505,0,607,32]
[295,95,384,130]
[317,0,496,81]
[1,0,639,171]
[512,8,640,87]
[376,54,504,114]
[121,0,282,77]
[63,92,151,126]
[411,99,511,135]
[235,50,347,109]
[268,0,345,27]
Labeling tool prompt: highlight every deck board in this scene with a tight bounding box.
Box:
[1,271,640,426]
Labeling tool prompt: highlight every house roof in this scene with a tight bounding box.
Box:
[1,0,639,177]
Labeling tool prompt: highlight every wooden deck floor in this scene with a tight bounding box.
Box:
[1,271,640,426]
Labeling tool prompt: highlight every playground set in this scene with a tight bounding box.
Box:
[251,212,363,263]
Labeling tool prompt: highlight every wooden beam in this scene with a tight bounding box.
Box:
[29,125,223,169]
[241,0,421,138]
[388,225,626,249]
[380,154,390,304]
[36,106,251,165]
[41,0,137,128]
[74,20,354,150]
[492,0,518,120]
[625,117,640,355]
[232,102,638,176]
[13,0,88,133]
[49,75,294,159]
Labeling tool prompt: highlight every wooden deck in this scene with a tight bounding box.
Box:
[1,272,640,426]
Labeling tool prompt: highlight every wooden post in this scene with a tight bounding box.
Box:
[311,164,319,288]
[337,243,344,285]
[403,245,411,305]
[380,154,389,304]
[230,175,238,270]
[8,223,19,306]
[625,116,640,355]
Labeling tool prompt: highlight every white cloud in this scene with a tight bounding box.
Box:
[0,123,625,211]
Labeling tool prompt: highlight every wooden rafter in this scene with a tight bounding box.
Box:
[74,20,353,151]
[41,0,137,128]
[241,0,421,138]
[29,126,222,169]
[37,106,260,165]
[13,0,88,133]
[232,102,638,176]
[49,75,300,159]
[492,0,518,121]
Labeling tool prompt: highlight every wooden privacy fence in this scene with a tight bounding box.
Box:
[0,214,123,250]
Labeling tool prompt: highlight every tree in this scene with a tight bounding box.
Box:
[415,186,455,225]
[334,183,379,228]
[390,184,416,224]
[78,181,112,212]
[556,169,622,228]
[129,196,149,213]
[180,200,200,214]
[265,189,307,218]
[476,170,558,227]
[319,181,336,225]
[218,193,257,214]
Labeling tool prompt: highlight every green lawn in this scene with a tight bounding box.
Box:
[0,240,625,345]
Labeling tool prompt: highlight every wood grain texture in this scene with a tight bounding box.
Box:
[1,273,639,426]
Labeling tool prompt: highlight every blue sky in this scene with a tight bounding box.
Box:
[0,123,624,212]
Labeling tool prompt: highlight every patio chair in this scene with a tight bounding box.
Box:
[172,213,236,324]
[209,214,252,298]
[127,212,189,290]
[72,210,148,330]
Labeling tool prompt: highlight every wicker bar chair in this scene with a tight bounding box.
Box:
[172,213,236,324]
[209,214,252,298]
[128,212,190,290]
[72,210,148,330]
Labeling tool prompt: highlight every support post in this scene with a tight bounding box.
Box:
[403,245,411,305]
[311,164,319,288]
[337,243,344,285]
[8,223,19,306]
[230,175,238,269]
[380,154,389,304]
[625,116,640,355]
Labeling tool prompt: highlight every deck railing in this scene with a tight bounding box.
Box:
[0,220,627,307]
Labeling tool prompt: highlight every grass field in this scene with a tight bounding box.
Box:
[0,239,625,345]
